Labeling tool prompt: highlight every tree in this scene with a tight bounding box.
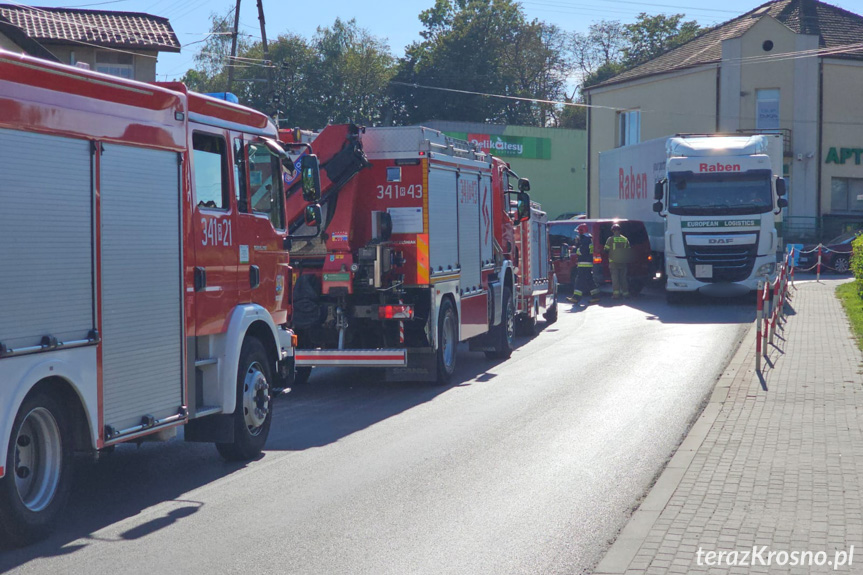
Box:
[571,20,626,86]
[392,0,571,127]
[312,18,396,126]
[181,15,395,130]
[623,13,702,67]
[180,9,251,92]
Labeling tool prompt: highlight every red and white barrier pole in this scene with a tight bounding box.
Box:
[817,244,822,282]
[756,280,764,372]
[762,282,770,359]
[769,276,779,346]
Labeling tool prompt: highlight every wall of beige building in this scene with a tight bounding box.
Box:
[820,58,863,232]
[721,16,820,231]
[586,66,717,216]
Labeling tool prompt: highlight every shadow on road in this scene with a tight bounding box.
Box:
[582,282,758,325]
[267,341,527,451]
[0,336,534,569]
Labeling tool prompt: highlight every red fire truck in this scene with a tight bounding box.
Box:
[0,51,320,545]
[280,126,531,383]
[513,202,558,335]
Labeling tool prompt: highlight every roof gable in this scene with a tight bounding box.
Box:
[0,5,180,53]
[588,0,863,90]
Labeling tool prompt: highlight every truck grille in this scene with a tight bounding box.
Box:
[684,241,757,283]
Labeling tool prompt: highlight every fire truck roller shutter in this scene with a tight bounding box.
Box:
[0,130,93,351]
[428,166,459,275]
[457,171,482,293]
[100,144,183,434]
[479,173,494,268]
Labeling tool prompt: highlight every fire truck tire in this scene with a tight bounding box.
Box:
[486,287,515,359]
[0,392,73,548]
[544,287,558,324]
[294,366,313,386]
[216,337,274,461]
[435,298,458,384]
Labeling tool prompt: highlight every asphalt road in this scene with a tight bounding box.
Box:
[1,285,755,575]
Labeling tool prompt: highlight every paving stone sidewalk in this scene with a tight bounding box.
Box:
[595,278,863,574]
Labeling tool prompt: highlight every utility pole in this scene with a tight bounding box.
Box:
[256,0,276,121]
[226,0,241,93]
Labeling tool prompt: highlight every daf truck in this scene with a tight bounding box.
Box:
[599,134,787,302]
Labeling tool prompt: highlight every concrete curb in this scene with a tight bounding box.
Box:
[592,323,754,574]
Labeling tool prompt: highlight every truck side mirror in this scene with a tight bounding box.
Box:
[304,203,322,228]
[776,177,787,197]
[301,154,322,203]
[777,198,788,209]
[654,180,664,200]
[653,201,664,213]
[518,178,530,192]
[515,191,531,223]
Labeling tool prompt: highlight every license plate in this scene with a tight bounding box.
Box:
[695,264,713,278]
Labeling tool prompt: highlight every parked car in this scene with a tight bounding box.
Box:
[549,219,653,294]
[796,230,861,273]
[554,212,585,221]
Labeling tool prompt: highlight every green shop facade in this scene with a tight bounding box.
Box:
[423,121,586,221]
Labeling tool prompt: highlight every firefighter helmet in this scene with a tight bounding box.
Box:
[611,223,621,231]
[577,223,588,234]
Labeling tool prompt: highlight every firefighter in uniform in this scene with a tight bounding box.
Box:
[604,223,631,299]
[566,223,600,305]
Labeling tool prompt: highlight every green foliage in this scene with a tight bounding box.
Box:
[180,16,394,129]
[837,282,863,351]
[391,0,570,126]
[623,13,702,67]
[851,235,863,297]
[179,5,705,129]
[572,13,703,93]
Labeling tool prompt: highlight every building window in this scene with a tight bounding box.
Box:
[95,51,134,79]
[618,110,640,147]
[830,178,863,213]
[756,89,780,130]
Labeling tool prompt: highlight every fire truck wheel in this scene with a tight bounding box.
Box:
[435,298,458,384]
[486,287,515,359]
[294,366,313,386]
[216,337,273,461]
[0,392,73,548]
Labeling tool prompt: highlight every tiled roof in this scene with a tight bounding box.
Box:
[588,0,863,90]
[0,5,180,52]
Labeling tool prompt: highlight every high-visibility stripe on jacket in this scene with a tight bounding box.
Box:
[604,234,631,264]
[576,233,593,267]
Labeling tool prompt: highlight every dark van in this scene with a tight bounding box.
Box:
[549,219,653,295]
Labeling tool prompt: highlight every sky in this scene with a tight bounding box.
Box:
[21,0,863,80]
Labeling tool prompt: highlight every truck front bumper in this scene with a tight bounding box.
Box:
[665,255,777,296]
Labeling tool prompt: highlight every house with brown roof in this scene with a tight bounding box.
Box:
[0,5,180,82]
[584,0,863,238]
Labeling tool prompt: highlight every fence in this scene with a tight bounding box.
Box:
[755,249,794,373]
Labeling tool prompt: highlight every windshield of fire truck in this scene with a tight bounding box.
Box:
[247,143,285,230]
[668,170,772,216]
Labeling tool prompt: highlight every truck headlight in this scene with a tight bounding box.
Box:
[669,264,687,278]
[757,263,776,276]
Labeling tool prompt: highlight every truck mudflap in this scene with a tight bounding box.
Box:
[294,349,407,367]
[385,349,438,382]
